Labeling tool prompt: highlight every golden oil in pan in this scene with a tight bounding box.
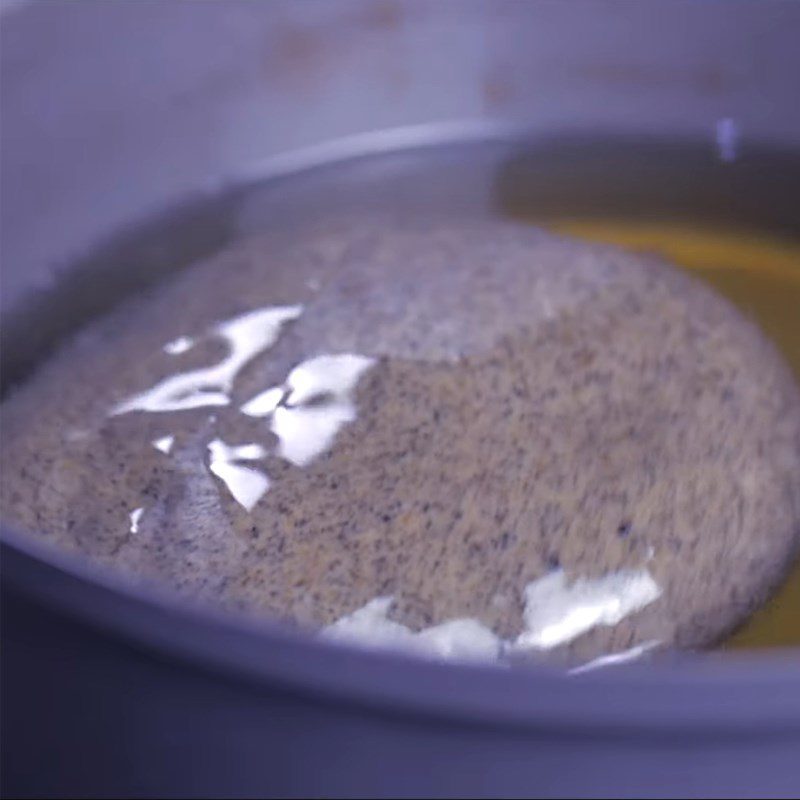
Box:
[538,219,800,648]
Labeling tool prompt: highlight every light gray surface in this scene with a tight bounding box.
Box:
[2,0,799,312]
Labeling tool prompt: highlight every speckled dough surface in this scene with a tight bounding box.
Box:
[2,216,800,664]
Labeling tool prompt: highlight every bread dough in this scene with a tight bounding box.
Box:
[3,216,799,664]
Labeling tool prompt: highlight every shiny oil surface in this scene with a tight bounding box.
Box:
[3,136,799,651]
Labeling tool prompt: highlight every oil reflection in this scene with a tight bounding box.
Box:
[163,335,195,355]
[109,305,377,508]
[128,506,144,534]
[207,438,270,512]
[240,354,376,467]
[151,435,175,454]
[324,567,661,664]
[111,305,302,414]
[270,354,375,467]
[568,640,661,675]
[512,568,661,651]
[323,596,502,661]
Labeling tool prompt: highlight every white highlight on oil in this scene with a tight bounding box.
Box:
[151,435,175,455]
[209,353,375,507]
[239,353,376,468]
[128,507,144,534]
[323,567,661,664]
[270,353,376,467]
[511,568,661,651]
[108,299,375,510]
[323,597,502,661]
[241,386,284,418]
[568,639,661,675]
[207,438,270,512]
[163,335,195,355]
[110,305,302,414]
